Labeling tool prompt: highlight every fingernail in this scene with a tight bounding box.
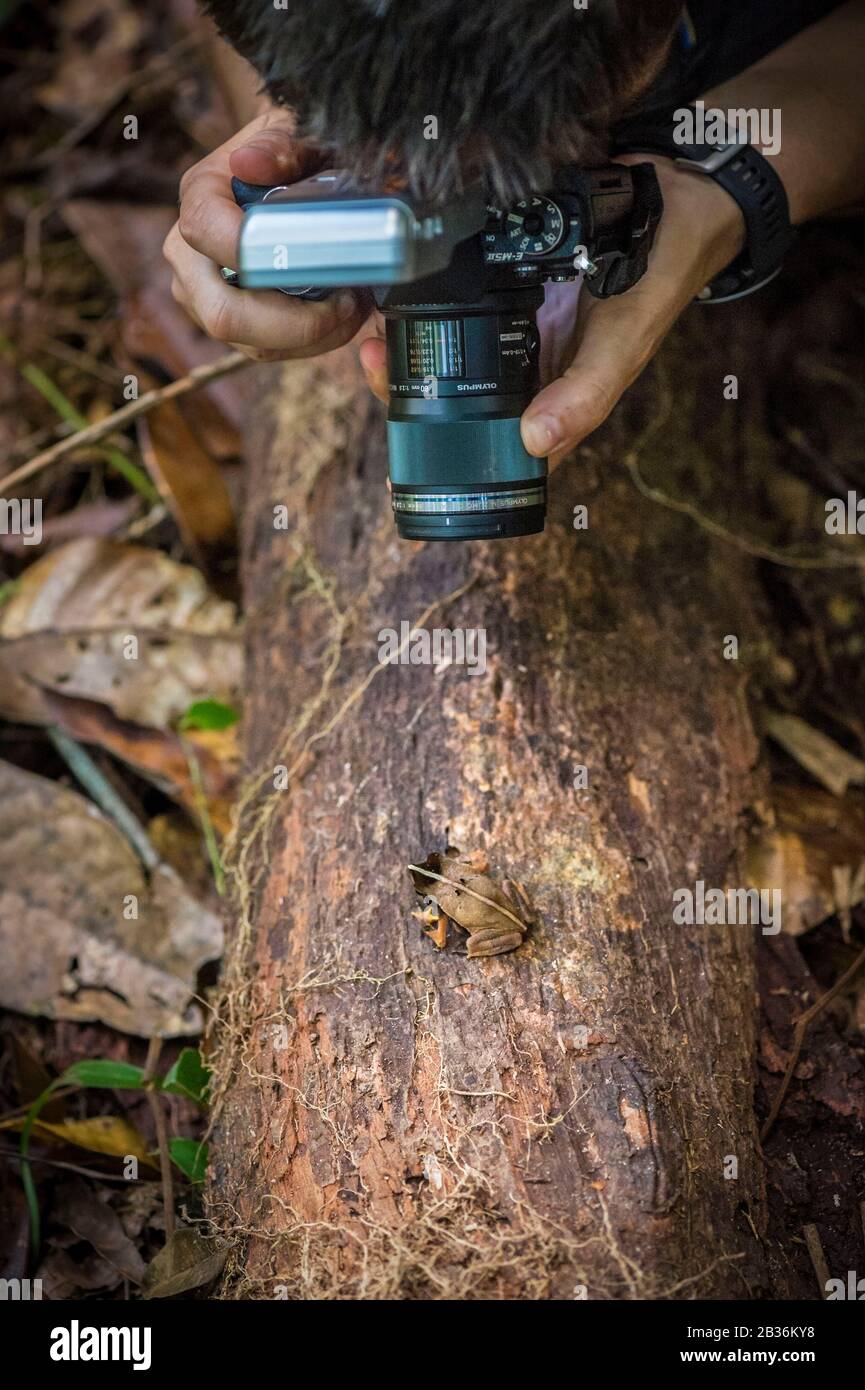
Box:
[244,139,292,168]
[522,413,560,456]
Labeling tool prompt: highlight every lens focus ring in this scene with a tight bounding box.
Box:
[392,487,545,515]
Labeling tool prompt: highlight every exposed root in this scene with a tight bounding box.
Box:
[208,1175,744,1301]
[211,1175,613,1300]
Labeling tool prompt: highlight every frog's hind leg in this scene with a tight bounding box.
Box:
[466,928,524,958]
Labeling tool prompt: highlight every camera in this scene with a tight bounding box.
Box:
[231,163,662,540]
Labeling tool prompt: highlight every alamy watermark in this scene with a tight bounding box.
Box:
[378,621,487,676]
[0,497,42,545]
[672,880,781,935]
[0,1277,42,1300]
[673,100,782,157]
[825,1271,865,1300]
[825,491,865,534]
[49,1320,151,1370]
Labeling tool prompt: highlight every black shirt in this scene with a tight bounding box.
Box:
[631,0,846,116]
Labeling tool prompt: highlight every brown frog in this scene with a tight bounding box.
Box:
[409,851,532,958]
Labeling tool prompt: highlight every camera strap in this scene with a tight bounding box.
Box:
[571,164,664,299]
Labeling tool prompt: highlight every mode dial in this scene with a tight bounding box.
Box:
[505,196,565,257]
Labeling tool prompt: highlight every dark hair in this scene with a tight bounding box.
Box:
[205,0,682,201]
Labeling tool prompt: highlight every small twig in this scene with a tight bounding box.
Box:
[761,942,865,1141]
[624,451,865,571]
[803,1223,831,1299]
[143,1039,175,1239]
[0,336,157,501]
[444,1088,516,1101]
[0,351,250,494]
[0,1143,150,1184]
[48,726,160,872]
[407,864,527,932]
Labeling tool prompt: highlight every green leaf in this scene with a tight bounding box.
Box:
[61,1060,147,1091]
[169,1137,209,1184]
[179,699,239,732]
[160,1048,211,1105]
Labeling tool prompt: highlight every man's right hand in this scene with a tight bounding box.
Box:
[164,109,370,361]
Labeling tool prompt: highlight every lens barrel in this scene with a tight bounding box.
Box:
[384,288,547,541]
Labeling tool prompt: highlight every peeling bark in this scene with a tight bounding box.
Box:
[208,315,775,1300]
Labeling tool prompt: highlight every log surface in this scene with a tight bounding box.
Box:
[209,320,771,1299]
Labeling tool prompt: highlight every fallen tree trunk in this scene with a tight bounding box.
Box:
[208,314,775,1300]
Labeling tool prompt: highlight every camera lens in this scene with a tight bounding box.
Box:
[384,288,547,541]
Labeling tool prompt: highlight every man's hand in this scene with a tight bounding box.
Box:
[357,157,745,463]
[164,109,370,361]
[519,155,746,465]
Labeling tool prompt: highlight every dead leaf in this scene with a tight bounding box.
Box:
[38,1245,122,1300]
[137,400,237,560]
[0,498,139,555]
[409,851,527,936]
[0,763,221,1036]
[9,1036,66,1120]
[141,1226,227,1299]
[0,1115,156,1171]
[763,710,865,798]
[35,692,238,834]
[0,630,242,733]
[748,785,865,936]
[0,537,236,638]
[0,538,241,814]
[53,1178,147,1283]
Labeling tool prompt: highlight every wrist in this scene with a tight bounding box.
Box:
[618,151,746,284]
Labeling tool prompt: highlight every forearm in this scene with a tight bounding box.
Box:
[702,0,865,224]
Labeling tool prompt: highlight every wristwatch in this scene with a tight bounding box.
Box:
[613,109,796,303]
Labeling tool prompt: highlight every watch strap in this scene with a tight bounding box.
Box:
[612,114,796,302]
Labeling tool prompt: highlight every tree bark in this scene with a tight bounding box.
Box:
[208,314,774,1300]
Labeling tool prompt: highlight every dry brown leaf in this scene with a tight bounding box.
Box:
[34,692,239,834]
[137,400,237,559]
[0,499,139,555]
[52,1178,147,1283]
[141,1226,227,1300]
[0,538,235,638]
[0,538,241,818]
[0,763,221,1036]
[0,629,241,734]
[748,784,865,936]
[37,1246,122,1300]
